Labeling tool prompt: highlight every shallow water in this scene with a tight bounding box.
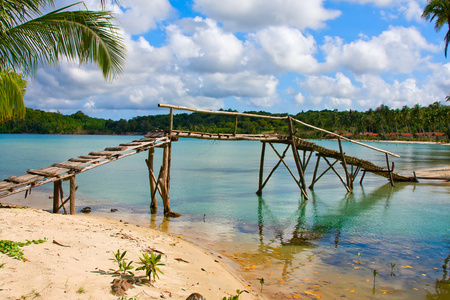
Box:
[1,134,449,299]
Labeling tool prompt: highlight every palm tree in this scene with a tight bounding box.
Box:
[0,0,126,122]
[422,0,450,58]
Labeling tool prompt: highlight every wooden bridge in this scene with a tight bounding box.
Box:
[0,104,417,216]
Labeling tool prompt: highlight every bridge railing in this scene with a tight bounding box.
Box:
[158,103,400,158]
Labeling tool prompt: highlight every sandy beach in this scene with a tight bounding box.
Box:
[413,166,450,181]
[0,205,263,300]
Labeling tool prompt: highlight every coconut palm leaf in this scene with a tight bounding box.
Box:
[422,0,450,58]
[0,0,126,122]
[1,2,126,80]
[0,70,26,122]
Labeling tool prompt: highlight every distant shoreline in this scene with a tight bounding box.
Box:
[1,132,449,145]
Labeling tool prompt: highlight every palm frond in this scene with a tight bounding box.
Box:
[0,70,26,122]
[1,3,126,80]
[422,0,450,58]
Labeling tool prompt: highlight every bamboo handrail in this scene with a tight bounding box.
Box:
[291,118,400,158]
[158,103,400,158]
[158,103,288,120]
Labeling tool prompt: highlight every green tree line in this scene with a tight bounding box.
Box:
[0,102,448,141]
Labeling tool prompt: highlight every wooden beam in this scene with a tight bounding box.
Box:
[257,142,266,195]
[288,117,308,199]
[309,156,339,188]
[323,156,352,193]
[292,118,400,158]
[69,176,76,215]
[53,180,61,213]
[338,138,352,193]
[146,148,158,211]
[257,143,290,195]
[309,155,321,189]
[385,153,394,187]
[158,103,288,120]
[159,144,171,214]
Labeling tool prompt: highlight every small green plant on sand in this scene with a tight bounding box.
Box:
[76,287,86,294]
[223,289,243,300]
[372,269,379,295]
[390,262,396,277]
[136,252,164,283]
[110,250,134,278]
[259,278,264,292]
[0,238,46,261]
[117,296,139,300]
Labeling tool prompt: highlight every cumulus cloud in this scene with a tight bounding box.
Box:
[299,73,359,108]
[400,0,424,22]
[193,0,341,31]
[354,74,438,108]
[118,0,174,35]
[321,26,438,74]
[167,18,246,73]
[253,26,320,74]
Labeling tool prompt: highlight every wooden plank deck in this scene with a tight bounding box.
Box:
[0,134,170,198]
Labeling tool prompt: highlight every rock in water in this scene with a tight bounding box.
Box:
[186,292,206,300]
[80,207,91,213]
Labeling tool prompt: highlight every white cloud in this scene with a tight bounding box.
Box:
[322,26,439,74]
[400,0,424,22]
[254,26,320,73]
[355,74,433,108]
[193,0,341,31]
[295,92,306,105]
[300,73,358,108]
[117,0,174,35]
[338,0,401,7]
[168,18,246,73]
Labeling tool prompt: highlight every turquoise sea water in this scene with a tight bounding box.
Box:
[1,134,449,299]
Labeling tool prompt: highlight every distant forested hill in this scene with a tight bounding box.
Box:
[0,102,448,141]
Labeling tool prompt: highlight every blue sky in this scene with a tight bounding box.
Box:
[25,0,450,120]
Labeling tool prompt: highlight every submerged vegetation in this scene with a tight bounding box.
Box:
[0,102,448,141]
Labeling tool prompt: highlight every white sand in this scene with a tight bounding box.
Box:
[0,206,264,300]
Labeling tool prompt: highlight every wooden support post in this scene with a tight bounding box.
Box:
[257,143,290,194]
[53,180,61,213]
[309,155,321,189]
[257,142,266,195]
[159,143,171,215]
[323,156,352,193]
[59,183,67,214]
[350,166,361,189]
[146,148,158,211]
[385,153,394,187]
[302,151,313,170]
[288,117,308,199]
[69,176,76,215]
[234,115,238,136]
[169,108,173,135]
[338,138,352,192]
[360,170,366,184]
[310,156,339,188]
